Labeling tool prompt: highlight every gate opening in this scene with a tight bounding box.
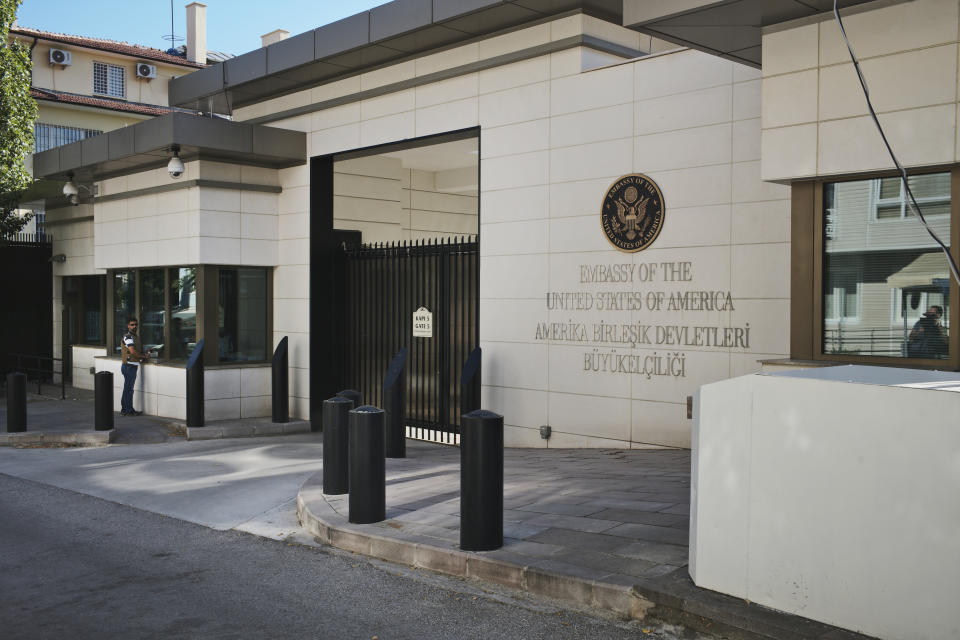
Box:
[330,132,479,444]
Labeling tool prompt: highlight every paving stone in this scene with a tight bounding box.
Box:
[524,513,621,533]
[498,539,565,557]
[515,501,605,517]
[553,549,656,577]
[605,523,690,545]
[581,498,677,511]
[613,540,690,565]
[526,528,626,553]
[592,508,689,527]
[659,503,690,516]
[502,522,550,540]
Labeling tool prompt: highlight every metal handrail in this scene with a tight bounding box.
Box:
[9,353,65,399]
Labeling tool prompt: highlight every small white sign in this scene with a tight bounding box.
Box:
[413,306,433,338]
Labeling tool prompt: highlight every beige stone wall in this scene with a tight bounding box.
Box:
[331,156,478,243]
[761,0,960,181]
[261,15,786,443]
[93,161,280,270]
[402,168,478,240]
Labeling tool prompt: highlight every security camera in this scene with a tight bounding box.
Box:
[62,179,79,196]
[167,154,185,179]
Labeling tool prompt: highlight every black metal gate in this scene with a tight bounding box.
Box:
[341,236,478,444]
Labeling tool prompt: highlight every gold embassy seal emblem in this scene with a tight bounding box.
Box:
[600,174,665,253]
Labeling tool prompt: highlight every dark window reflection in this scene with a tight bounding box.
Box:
[113,271,135,356]
[218,268,267,362]
[823,175,950,359]
[139,269,165,358]
[168,267,197,361]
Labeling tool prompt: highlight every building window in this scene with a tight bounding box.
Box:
[34,123,102,153]
[168,267,197,361]
[139,269,165,358]
[874,173,950,221]
[63,275,105,346]
[218,268,268,362]
[113,270,136,356]
[822,175,950,360]
[109,266,268,365]
[93,61,125,98]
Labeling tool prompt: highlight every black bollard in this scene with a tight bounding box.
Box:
[383,348,407,459]
[337,389,361,409]
[348,405,385,524]
[186,339,205,428]
[460,347,482,416]
[5,372,26,433]
[460,409,504,551]
[322,396,352,494]
[272,336,289,424]
[94,371,114,431]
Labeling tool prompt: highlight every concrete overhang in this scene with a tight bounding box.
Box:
[622,0,878,67]
[168,0,622,112]
[32,112,306,182]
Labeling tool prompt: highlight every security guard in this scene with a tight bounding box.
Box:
[120,316,149,416]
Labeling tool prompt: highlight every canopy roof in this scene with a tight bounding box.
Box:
[32,113,306,182]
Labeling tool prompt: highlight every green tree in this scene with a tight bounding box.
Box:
[0,0,38,236]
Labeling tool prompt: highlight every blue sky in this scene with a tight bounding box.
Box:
[15,1,388,57]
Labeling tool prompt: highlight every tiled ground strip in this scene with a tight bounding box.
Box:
[314,442,691,584]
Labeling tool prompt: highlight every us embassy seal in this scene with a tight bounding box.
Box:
[600,174,665,252]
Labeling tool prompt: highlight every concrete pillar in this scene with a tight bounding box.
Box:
[186,2,207,64]
[261,29,289,48]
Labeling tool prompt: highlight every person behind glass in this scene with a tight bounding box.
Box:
[907,305,948,359]
[120,316,149,416]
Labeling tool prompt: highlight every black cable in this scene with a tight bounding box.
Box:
[833,0,960,286]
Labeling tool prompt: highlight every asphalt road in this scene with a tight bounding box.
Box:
[0,474,703,640]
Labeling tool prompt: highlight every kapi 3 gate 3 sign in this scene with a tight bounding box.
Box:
[600,174,665,253]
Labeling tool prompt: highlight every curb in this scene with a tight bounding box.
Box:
[295,480,651,621]
[186,420,311,440]
[297,474,875,640]
[0,429,115,446]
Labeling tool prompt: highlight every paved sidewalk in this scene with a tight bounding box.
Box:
[0,392,308,445]
[299,442,872,640]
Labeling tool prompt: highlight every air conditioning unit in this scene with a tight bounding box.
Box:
[49,48,71,66]
[136,63,157,79]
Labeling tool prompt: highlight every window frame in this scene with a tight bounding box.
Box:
[106,265,273,367]
[93,61,126,98]
[872,174,951,222]
[791,166,960,370]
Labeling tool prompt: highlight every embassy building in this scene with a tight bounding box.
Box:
[31,2,960,637]
[32,0,959,445]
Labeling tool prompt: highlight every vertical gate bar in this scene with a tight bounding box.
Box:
[440,238,450,432]
[359,248,364,400]
[375,245,380,409]
[455,237,462,429]
[379,243,385,408]
[404,240,410,425]
[364,247,370,404]
[416,239,422,425]
[411,239,417,425]
[433,240,440,433]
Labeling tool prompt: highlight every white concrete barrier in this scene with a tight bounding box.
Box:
[691,365,960,640]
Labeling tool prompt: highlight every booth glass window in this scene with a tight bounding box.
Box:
[823,174,950,359]
[139,269,165,358]
[218,267,267,362]
[168,267,197,362]
[113,270,135,356]
[110,266,269,364]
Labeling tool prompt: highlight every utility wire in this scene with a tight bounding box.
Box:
[833,0,960,286]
